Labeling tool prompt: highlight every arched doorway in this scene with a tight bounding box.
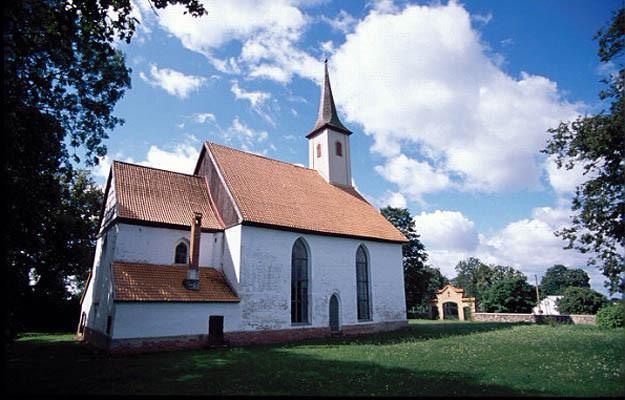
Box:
[329,294,340,332]
[443,302,459,320]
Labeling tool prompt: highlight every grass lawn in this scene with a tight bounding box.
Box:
[5,320,625,396]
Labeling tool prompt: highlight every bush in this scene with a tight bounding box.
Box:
[556,287,607,315]
[596,302,625,329]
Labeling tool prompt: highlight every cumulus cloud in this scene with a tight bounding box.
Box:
[153,0,319,83]
[416,206,608,293]
[329,1,582,201]
[193,112,216,124]
[374,154,452,204]
[220,117,271,152]
[545,155,595,195]
[136,143,200,173]
[414,210,479,252]
[139,64,206,98]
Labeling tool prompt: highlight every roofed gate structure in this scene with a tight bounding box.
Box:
[430,285,476,321]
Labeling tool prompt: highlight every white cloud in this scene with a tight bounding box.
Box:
[472,12,492,24]
[137,143,200,174]
[329,1,582,199]
[378,191,407,208]
[374,154,452,204]
[153,0,319,83]
[193,113,216,124]
[139,64,206,99]
[414,210,479,252]
[322,10,357,34]
[92,156,113,179]
[545,155,594,195]
[220,117,271,152]
[416,206,608,294]
[230,81,274,124]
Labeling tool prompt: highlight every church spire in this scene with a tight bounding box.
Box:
[306,59,352,138]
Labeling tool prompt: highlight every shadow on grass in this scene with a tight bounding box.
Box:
[6,335,539,396]
[295,320,526,347]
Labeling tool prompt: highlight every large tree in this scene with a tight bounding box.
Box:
[542,7,624,295]
[556,287,608,315]
[4,0,205,340]
[380,207,431,312]
[540,264,590,296]
[481,275,536,314]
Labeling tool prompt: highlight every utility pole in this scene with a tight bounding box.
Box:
[535,275,541,314]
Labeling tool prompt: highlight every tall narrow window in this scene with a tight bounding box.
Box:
[356,245,371,320]
[336,141,342,157]
[316,143,322,158]
[291,238,309,323]
[175,241,188,264]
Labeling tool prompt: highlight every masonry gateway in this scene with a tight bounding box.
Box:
[78,62,408,354]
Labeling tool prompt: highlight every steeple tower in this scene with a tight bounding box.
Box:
[307,60,352,186]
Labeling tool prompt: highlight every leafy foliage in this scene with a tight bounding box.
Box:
[452,257,526,311]
[542,7,625,295]
[596,301,625,328]
[381,207,441,312]
[480,275,536,313]
[4,0,205,340]
[556,287,608,315]
[539,264,590,296]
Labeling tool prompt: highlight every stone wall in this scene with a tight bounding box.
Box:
[473,313,596,325]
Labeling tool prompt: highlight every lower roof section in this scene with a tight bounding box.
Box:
[113,262,239,303]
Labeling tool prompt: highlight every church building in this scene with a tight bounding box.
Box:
[78,62,408,353]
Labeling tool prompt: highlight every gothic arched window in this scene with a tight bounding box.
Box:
[336,141,342,157]
[291,238,309,323]
[175,241,189,264]
[356,245,371,320]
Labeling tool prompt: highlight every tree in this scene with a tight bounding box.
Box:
[540,264,590,296]
[556,287,608,315]
[452,258,524,311]
[542,7,625,295]
[481,275,536,313]
[380,207,430,311]
[4,0,205,340]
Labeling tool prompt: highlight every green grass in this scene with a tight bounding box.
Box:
[6,321,625,396]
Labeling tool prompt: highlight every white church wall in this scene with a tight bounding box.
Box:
[114,223,222,268]
[222,225,242,293]
[327,129,351,186]
[80,224,119,335]
[113,302,241,339]
[308,131,330,180]
[237,225,406,331]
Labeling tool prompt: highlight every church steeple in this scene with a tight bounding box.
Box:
[307,60,352,187]
[306,59,352,139]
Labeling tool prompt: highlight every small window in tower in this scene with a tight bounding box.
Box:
[336,141,342,157]
[316,143,322,158]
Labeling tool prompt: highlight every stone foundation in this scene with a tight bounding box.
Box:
[473,313,596,325]
[92,320,408,355]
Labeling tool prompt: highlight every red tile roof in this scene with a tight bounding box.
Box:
[113,262,239,302]
[112,161,223,230]
[206,142,407,243]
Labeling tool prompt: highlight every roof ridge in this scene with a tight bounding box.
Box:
[113,160,201,178]
[205,141,314,171]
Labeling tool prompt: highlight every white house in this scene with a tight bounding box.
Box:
[77,62,408,353]
[533,296,563,315]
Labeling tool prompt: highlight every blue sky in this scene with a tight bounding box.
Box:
[94,0,622,295]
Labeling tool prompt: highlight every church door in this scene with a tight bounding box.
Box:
[329,294,340,332]
[208,315,224,345]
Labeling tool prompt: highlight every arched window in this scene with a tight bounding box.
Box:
[174,241,189,264]
[356,245,371,320]
[336,141,342,157]
[291,238,309,323]
[316,143,322,158]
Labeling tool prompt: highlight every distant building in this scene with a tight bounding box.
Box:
[533,296,563,315]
